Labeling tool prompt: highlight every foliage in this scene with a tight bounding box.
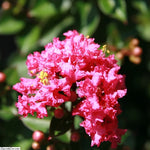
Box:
[0,0,150,150]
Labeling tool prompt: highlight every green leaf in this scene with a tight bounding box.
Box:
[21,116,51,132]
[4,67,19,85]
[0,105,17,120]
[137,23,150,41]
[98,0,127,22]
[120,130,136,149]
[77,2,100,36]
[56,130,71,143]
[39,16,74,46]
[29,1,57,19]
[13,0,27,14]
[17,26,41,55]
[74,115,83,130]
[65,101,72,112]
[132,0,148,13]
[49,117,72,137]
[12,139,32,150]
[107,23,124,48]
[0,16,25,34]
[60,0,72,13]
[135,10,150,41]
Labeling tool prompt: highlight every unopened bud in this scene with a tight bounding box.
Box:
[71,131,80,142]
[32,141,40,150]
[2,1,11,10]
[54,108,64,119]
[32,130,45,143]
[0,72,6,83]
[129,55,141,64]
[46,145,55,150]
[132,46,142,56]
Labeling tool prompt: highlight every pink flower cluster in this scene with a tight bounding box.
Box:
[13,30,127,148]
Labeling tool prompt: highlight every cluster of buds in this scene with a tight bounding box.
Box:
[115,38,142,64]
[32,129,80,150]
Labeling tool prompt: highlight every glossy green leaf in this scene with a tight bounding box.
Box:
[4,67,19,85]
[60,0,72,13]
[39,16,74,46]
[77,2,100,36]
[17,26,41,55]
[98,0,127,22]
[56,130,71,143]
[136,11,150,41]
[0,106,17,120]
[21,116,51,132]
[0,16,25,34]
[13,0,27,14]
[29,2,57,19]
[49,117,72,137]
[65,101,72,112]
[132,0,148,13]
[12,139,32,150]
[74,115,83,130]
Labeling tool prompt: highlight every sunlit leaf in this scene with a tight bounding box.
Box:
[39,16,74,46]
[98,0,127,22]
[132,0,148,13]
[17,26,41,55]
[74,115,83,130]
[29,1,57,19]
[0,106,17,120]
[49,117,72,137]
[13,0,27,14]
[12,139,32,150]
[0,16,25,34]
[4,67,19,85]
[21,116,51,132]
[76,1,100,36]
[56,130,71,143]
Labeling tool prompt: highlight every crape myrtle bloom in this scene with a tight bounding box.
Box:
[13,30,127,148]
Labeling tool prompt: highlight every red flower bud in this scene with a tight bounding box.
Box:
[0,72,6,83]
[71,131,80,142]
[54,108,64,119]
[130,38,139,47]
[46,145,55,150]
[129,55,141,64]
[32,130,45,143]
[32,141,40,150]
[132,46,142,56]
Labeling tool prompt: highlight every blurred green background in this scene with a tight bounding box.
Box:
[0,0,150,150]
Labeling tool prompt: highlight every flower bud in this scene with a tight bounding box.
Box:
[130,38,139,47]
[54,108,64,119]
[70,91,78,102]
[129,55,141,64]
[0,72,6,83]
[32,130,45,143]
[2,1,11,10]
[46,145,55,150]
[32,141,40,150]
[132,46,142,56]
[116,52,124,60]
[71,131,80,142]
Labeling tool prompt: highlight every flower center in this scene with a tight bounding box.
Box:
[38,71,49,85]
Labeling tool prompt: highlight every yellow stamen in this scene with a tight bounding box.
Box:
[38,71,49,85]
[86,35,89,38]
[102,45,110,54]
